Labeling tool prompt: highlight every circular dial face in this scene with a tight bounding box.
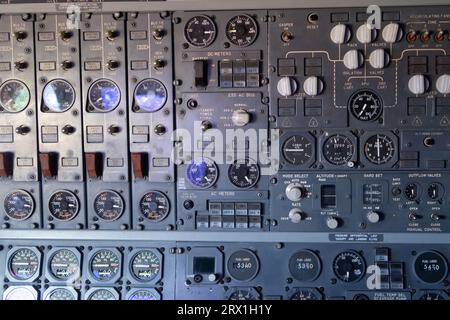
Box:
[8,248,40,281]
[48,190,80,221]
[87,289,118,300]
[323,134,354,165]
[90,249,121,281]
[88,79,121,112]
[414,251,448,284]
[130,250,161,282]
[3,287,38,300]
[228,159,260,188]
[4,190,34,221]
[404,183,421,201]
[128,289,159,300]
[419,292,446,300]
[186,158,219,189]
[134,79,167,112]
[93,190,124,221]
[289,250,322,282]
[228,289,260,300]
[364,134,395,165]
[290,289,321,300]
[225,14,258,47]
[184,15,216,48]
[227,249,260,281]
[282,135,313,166]
[0,80,30,112]
[45,288,76,300]
[49,249,80,281]
[333,251,366,283]
[139,191,170,222]
[43,79,75,112]
[349,90,383,121]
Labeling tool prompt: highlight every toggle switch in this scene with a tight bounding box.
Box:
[131,152,149,179]
[85,152,103,178]
[14,61,28,71]
[152,29,165,40]
[60,30,73,41]
[61,125,76,135]
[107,60,120,70]
[15,125,30,135]
[39,152,58,178]
[13,31,27,41]
[61,60,74,70]
[106,29,119,41]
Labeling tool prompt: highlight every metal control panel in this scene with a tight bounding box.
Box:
[1,0,450,300]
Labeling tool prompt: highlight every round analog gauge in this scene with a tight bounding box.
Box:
[289,250,322,282]
[419,292,446,300]
[93,190,124,221]
[228,289,260,300]
[186,157,219,189]
[42,79,75,112]
[127,289,159,300]
[3,286,38,300]
[130,250,161,282]
[87,288,118,300]
[134,78,167,112]
[184,15,216,48]
[0,80,30,113]
[228,159,260,188]
[49,249,80,281]
[333,251,366,283]
[364,134,395,165]
[8,248,40,281]
[349,90,383,122]
[290,289,321,300]
[225,14,258,47]
[88,79,121,112]
[414,251,448,284]
[4,190,34,221]
[90,249,121,282]
[139,191,170,222]
[227,249,259,281]
[404,183,421,201]
[48,190,80,221]
[45,288,77,300]
[323,134,354,166]
[282,135,313,166]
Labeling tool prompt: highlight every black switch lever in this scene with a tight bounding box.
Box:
[194,60,208,87]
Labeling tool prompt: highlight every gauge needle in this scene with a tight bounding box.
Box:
[358,104,368,116]
[245,176,251,183]
[113,205,120,208]
[377,138,381,158]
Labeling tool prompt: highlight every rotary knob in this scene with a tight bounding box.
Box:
[330,24,351,44]
[277,77,297,97]
[356,23,376,43]
[436,74,450,94]
[408,74,429,95]
[288,208,303,223]
[343,50,363,70]
[303,76,323,96]
[285,184,306,202]
[382,23,402,43]
[231,109,251,127]
[367,211,381,224]
[326,217,339,230]
[369,49,389,69]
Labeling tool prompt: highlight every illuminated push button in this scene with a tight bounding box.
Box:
[330,24,350,44]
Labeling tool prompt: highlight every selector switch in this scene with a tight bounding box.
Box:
[367,211,381,224]
[285,183,306,202]
[326,217,339,230]
[369,49,389,69]
[231,109,251,127]
[303,76,323,96]
[343,50,363,70]
[277,77,297,96]
[356,23,376,43]
[408,74,429,95]
[330,24,351,44]
[382,23,402,43]
[288,208,303,223]
[436,74,450,94]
